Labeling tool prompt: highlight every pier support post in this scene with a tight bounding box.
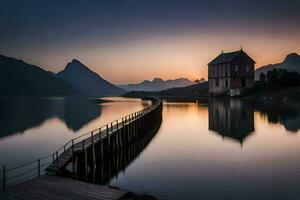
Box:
[92,131,96,165]
[2,166,5,191]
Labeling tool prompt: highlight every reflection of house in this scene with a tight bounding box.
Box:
[208,99,254,144]
[208,49,255,96]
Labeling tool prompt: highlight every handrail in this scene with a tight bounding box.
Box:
[6,155,52,172]
[1,97,161,190]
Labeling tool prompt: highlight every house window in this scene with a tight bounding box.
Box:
[225,79,228,87]
[216,79,219,87]
[246,65,249,72]
[225,68,228,76]
[235,65,238,76]
[241,78,246,87]
[246,65,250,76]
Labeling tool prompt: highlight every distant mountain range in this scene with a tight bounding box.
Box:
[255,53,300,80]
[124,81,209,98]
[56,59,125,96]
[0,55,80,96]
[119,77,202,91]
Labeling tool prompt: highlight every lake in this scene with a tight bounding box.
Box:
[1,97,300,199]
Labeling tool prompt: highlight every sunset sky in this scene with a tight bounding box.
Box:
[1,0,300,84]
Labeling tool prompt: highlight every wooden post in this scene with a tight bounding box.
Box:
[99,127,101,140]
[116,129,119,150]
[91,131,94,146]
[112,122,115,150]
[82,140,85,151]
[38,159,40,177]
[100,140,104,156]
[56,151,59,170]
[92,131,95,165]
[107,124,110,151]
[84,150,88,181]
[2,166,5,191]
[72,139,75,175]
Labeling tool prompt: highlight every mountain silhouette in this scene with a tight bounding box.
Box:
[124,81,208,98]
[0,98,101,139]
[0,55,80,96]
[119,77,196,91]
[56,59,125,97]
[255,53,300,80]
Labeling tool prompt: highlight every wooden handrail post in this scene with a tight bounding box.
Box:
[56,151,59,170]
[99,127,101,140]
[72,139,75,175]
[2,165,5,191]
[72,139,74,154]
[91,131,94,145]
[106,124,109,136]
[38,159,40,178]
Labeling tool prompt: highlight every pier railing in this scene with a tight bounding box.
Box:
[0,97,162,190]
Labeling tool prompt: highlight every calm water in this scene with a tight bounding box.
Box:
[108,99,300,200]
[1,98,300,199]
[0,97,149,167]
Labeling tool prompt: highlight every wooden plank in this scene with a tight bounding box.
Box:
[0,175,127,200]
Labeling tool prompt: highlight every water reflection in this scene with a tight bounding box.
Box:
[64,113,162,185]
[253,101,300,132]
[208,99,300,144]
[208,99,254,144]
[0,98,101,139]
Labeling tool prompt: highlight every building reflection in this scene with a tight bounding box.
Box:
[208,99,254,144]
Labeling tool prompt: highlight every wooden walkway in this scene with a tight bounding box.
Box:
[0,97,162,200]
[46,97,162,174]
[0,175,127,200]
[45,113,142,173]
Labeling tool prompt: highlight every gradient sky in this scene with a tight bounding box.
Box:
[1,0,300,84]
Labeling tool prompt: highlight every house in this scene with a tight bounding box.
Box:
[208,49,255,96]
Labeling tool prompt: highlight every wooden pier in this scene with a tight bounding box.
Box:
[0,97,163,199]
[45,97,162,174]
[0,175,127,200]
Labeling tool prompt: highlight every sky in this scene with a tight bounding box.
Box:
[0,0,300,84]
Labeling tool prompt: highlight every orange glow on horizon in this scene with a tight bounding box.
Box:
[12,29,300,84]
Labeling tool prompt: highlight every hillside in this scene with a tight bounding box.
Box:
[56,59,125,97]
[124,81,208,99]
[119,77,196,91]
[255,53,300,80]
[0,55,80,96]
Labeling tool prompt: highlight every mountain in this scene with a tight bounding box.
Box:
[0,55,80,96]
[255,53,300,80]
[124,81,208,98]
[56,59,125,96]
[119,77,197,92]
